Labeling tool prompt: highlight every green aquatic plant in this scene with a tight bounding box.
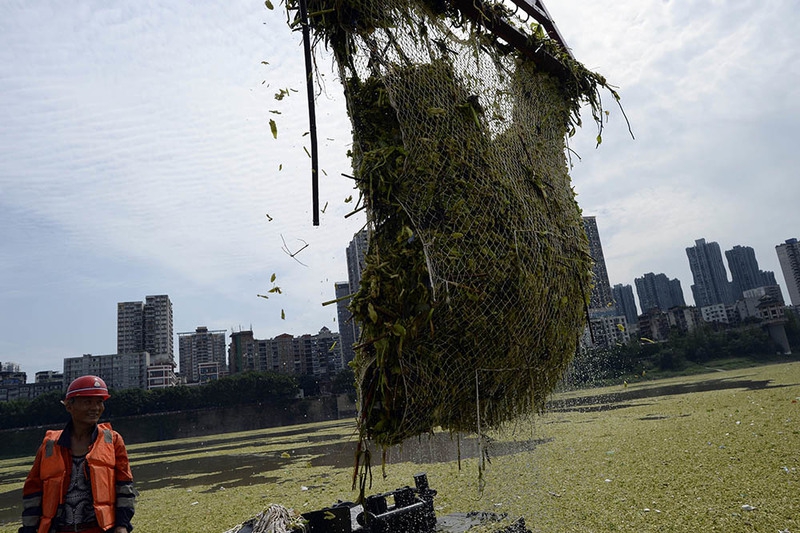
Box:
[285,0,622,453]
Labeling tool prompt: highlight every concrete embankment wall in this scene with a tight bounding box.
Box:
[1,395,355,459]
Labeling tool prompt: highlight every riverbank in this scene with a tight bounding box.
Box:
[0,393,355,459]
[1,361,797,532]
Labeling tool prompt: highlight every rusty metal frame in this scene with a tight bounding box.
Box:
[450,0,573,78]
[510,0,574,59]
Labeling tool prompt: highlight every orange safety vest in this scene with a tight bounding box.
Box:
[37,423,118,533]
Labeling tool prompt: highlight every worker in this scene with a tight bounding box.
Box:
[19,375,136,533]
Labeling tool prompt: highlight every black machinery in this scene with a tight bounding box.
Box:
[241,473,530,533]
[300,473,437,533]
[232,473,530,533]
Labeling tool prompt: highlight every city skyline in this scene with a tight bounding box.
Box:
[7,229,793,381]
[2,1,799,379]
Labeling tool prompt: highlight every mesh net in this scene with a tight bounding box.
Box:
[288,0,615,449]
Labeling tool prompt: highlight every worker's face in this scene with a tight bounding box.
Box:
[65,396,105,425]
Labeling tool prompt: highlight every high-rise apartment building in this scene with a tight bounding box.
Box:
[335,282,356,366]
[265,333,297,374]
[346,230,369,294]
[634,272,685,313]
[117,294,174,365]
[117,301,145,354]
[178,326,227,383]
[776,238,800,306]
[582,216,614,310]
[245,328,342,376]
[0,378,62,402]
[35,371,63,384]
[295,327,341,376]
[143,295,173,365]
[580,312,630,350]
[612,283,638,327]
[228,330,257,375]
[686,239,734,307]
[314,326,342,374]
[63,352,150,391]
[337,230,369,365]
[725,245,777,300]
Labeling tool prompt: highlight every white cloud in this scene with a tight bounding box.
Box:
[1,0,799,377]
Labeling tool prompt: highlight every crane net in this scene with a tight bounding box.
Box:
[286,0,619,450]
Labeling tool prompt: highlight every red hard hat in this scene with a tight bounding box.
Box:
[66,375,110,400]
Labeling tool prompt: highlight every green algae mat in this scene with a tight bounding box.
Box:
[0,362,797,532]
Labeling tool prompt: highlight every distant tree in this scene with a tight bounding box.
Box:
[297,374,320,397]
[105,387,149,417]
[149,385,198,412]
[658,347,686,371]
[784,312,800,351]
[26,390,68,426]
[0,398,29,428]
[0,371,300,430]
[203,371,298,407]
[332,367,355,394]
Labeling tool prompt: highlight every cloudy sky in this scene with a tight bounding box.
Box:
[1,1,798,381]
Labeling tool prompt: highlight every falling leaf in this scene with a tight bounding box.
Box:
[264,0,274,9]
[321,201,328,213]
[268,286,282,294]
[257,294,269,299]
[269,119,278,139]
[261,60,270,65]
[270,273,277,283]
[269,110,282,114]
[344,195,353,203]
[279,164,283,171]
[265,213,273,221]
[281,309,286,320]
